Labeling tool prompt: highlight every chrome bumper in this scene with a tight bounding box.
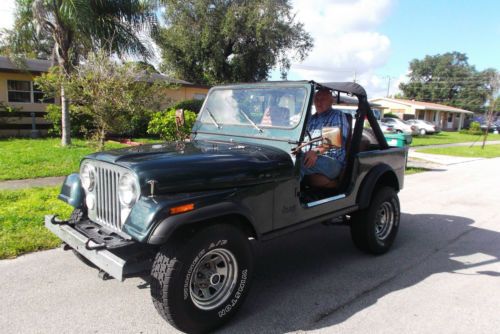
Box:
[45,215,149,281]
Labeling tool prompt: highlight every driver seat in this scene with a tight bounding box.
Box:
[303,112,353,190]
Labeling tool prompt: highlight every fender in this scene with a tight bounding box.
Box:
[356,163,399,209]
[58,173,84,208]
[147,201,258,245]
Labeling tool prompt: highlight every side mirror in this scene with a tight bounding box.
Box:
[321,126,342,148]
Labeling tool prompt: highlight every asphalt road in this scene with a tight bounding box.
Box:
[1,158,500,334]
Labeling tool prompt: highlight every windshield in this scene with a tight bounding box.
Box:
[199,86,307,129]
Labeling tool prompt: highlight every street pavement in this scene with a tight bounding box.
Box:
[1,158,500,333]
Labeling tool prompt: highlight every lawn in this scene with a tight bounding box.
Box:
[411,132,500,147]
[417,144,500,158]
[0,186,73,259]
[0,138,125,181]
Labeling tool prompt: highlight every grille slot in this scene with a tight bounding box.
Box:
[95,165,122,231]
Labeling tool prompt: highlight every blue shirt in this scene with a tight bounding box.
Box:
[307,108,349,165]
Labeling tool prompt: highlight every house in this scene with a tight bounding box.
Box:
[369,97,474,131]
[0,56,56,137]
[0,55,210,137]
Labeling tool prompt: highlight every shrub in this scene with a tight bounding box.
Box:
[44,104,94,137]
[147,108,197,141]
[383,113,400,119]
[172,99,204,114]
[467,121,483,135]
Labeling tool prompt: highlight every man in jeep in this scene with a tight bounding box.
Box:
[302,88,349,187]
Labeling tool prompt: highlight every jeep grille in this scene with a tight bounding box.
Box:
[95,165,122,230]
[84,161,130,232]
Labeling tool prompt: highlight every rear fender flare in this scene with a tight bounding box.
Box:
[357,164,399,210]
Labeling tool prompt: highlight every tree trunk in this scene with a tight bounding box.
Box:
[60,85,71,146]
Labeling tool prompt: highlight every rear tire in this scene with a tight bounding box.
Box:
[350,186,400,254]
[151,224,253,333]
[419,128,426,135]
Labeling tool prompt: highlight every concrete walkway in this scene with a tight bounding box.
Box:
[1,140,499,190]
[407,140,500,169]
[0,176,65,190]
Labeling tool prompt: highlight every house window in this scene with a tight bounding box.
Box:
[33,82,54,103]
[7,80,54,103]
[7,80,31,102]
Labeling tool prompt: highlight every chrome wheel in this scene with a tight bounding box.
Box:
[375,201,395,240]
[189,249,238,310]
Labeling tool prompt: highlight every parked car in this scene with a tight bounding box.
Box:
[480,121,500,133]
[406,119,440,135]
[381,117,417,135]
[45,81,406,333]
[378,120,396,133]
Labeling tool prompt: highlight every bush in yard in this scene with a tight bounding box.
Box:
[45,104,95,137]
[36,51,170,150]
[147,108,197,141]
[172,99,204,114]
[383,113,400,119]
[462,121,482,135]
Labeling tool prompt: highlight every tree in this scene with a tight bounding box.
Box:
[156,0,313,85]
[399,52,494,113]
[481,70,499,148]
[36,51,170,151]
[5,0,158,146]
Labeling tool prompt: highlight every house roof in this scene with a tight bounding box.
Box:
[370,97,473,114]
[0,56,52,73]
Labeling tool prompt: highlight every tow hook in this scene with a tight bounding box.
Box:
[98,270,111,281]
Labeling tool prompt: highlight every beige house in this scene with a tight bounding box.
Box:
[0,56,210,137]
[0,56,56,137]
[370,97,474,131]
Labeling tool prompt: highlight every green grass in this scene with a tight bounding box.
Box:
[0,138,125,181]
[0,186,73,259]
[417,144,500,158]
[405,167,428,175]
[411,132,500,147]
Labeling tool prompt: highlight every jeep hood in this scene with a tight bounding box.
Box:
[85,140,294,193]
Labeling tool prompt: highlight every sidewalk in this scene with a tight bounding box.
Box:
[0,176,65,190]
[407,140,500,169]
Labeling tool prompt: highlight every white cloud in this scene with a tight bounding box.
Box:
[0,0,16,31]
[277,0,396,98]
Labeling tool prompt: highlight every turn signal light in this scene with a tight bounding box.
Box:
[170,203,195,215]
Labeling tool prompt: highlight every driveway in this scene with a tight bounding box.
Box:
[1,158,500,333]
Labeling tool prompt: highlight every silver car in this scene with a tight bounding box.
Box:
[381,117,417,135]
[407,119,440,135]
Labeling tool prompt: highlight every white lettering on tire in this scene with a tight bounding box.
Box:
[218,269,248,318]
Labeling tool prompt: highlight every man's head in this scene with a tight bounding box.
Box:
[314,88,334,114]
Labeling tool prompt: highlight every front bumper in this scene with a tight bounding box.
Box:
[45,215,152,281]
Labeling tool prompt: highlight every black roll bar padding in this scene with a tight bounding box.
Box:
[362,96,389,150]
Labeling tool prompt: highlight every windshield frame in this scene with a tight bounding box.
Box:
[192,82,312,145]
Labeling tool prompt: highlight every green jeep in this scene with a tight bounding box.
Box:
[46,81,406,333]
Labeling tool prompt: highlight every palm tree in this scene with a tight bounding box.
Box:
[8,0,158,146]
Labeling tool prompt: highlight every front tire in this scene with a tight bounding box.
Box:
[419,128,426,135]
[151,224,254,333]
[350,186,400,254]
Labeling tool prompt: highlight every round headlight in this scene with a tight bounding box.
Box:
[118,173,139,207]
[81,164,95,192]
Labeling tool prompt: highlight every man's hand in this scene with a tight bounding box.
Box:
[303,150,318,168]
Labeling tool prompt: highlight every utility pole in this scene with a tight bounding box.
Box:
[386,76,391,97]
[353,71,357,83]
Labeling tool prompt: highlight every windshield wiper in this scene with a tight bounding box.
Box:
[237,109,263,133]
[205,107,221,129]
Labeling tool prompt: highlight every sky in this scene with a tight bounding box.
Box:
[1,0,499,98]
